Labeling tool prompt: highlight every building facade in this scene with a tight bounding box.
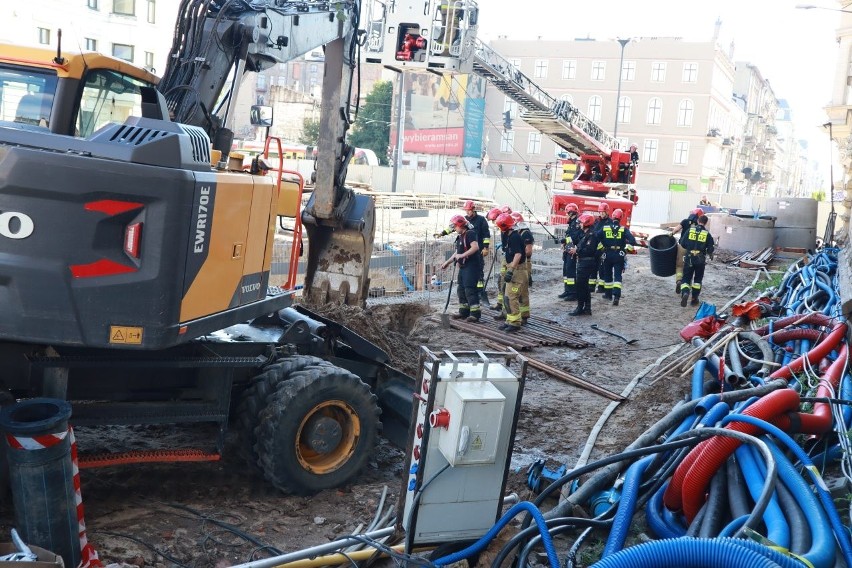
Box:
[483,36,797,197]
[0,0,179,75]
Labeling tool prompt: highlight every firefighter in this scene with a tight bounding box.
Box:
[494,213,525,332]
[592,202,610,293]
[596,208,636,306]
[558,203,582,301]
[462,200,491,306]
[568,213,602,316]
[671,208,704,294]
[440,215,483,321]
[491,205,512,318]
[511,212,534,323]
[679,214,715,307]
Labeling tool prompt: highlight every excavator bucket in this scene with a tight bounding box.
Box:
[301,191,375,307]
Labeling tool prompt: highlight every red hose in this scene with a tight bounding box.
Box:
[797,343,849,434]
[674,389,801,521]
[663,438,706,511]
[754,313,834,335]
[769,328,823,344]
[769,323,847,381]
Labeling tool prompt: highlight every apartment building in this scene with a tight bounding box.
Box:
[0,0,180,75]
[484,36,791,196]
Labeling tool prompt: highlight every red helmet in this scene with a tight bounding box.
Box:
[450,214,467,229]
[598,202,610,213]
[500,205,513,215]
[612,209,624,221]
[565,203,580,214]
[579,213,595,228]
[486,207,501,221]
[692,208,704,217]
[511,212,524,223]
[495,213,515,232]
[463,200,476,211]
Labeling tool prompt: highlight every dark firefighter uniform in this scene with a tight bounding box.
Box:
[570,228,602,316]
[674,213,700,293]
[591,214,609,291]
[679,220,715,307]
[596,220,636,305]
[559,213,582,301]
[467,211,491,305]
[453,227,484,320]
[517,223,535,321]
[502,229,527,330]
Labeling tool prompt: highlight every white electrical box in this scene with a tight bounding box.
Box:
[437,381,504,466]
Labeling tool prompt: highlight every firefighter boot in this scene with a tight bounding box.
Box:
[582,302,592,316]
[612,296,620,306]
[691,295,700,307]
[558,284,571,299]
[680,291,689,307]
[568,302,585,316]
[602,292,613,300]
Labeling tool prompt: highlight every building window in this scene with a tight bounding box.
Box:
[527,132,541,155]
[562,59,576,80]
[643,139,658,163]
[682,62,698,83]
[588,95,602,121]
[85,38,97,51]
[144,51,154,70]
[674,141,689,165]
[113,0,135,15]
[112,43,134,62]
[534,59,548,79]
[559,93,574,104]
[500,130,514,154]
[147,0,155,23]
[647,98,662,125]
[503,96,517,115]
[591,61,606,81]
[651,62,666,82]
[87,0,99,9]
[677,99,694,127]
[38,28,50,45]
[621,60,636,82]
[617,96,632,124]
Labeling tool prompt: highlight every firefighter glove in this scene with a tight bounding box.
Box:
[482,247,489,257]
[433,232,442,239]
[504,270,514,283]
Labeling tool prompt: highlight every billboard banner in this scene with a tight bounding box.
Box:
[395,72,486,157]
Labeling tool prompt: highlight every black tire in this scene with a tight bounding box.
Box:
[235,356,331,468]
[255,365,381,494]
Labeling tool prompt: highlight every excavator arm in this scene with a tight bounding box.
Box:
[158,0,374,306]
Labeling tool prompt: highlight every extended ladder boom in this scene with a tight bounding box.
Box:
[472,39,618,157]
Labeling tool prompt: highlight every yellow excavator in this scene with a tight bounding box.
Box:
[0,0,477,493]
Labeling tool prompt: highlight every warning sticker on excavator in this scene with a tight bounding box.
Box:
[109,326,143,345]
[471,432,485,451]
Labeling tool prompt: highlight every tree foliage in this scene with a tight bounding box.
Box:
[298,117,320,146]
[348,80,393,165]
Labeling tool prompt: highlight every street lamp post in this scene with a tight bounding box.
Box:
[613,38,630,139]
[724,139,736,194]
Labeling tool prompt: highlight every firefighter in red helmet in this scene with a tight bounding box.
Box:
[591,202,610,293]
[440,214,483,322]
[462,200,491,306]
[596,208,636,306]
[558,203,582,301]
[495,213,525,332]
[670,208,705,294]
[511,212,534,322]
[568,213,602,316]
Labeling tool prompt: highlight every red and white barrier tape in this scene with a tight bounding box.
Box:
[6,427,101,568]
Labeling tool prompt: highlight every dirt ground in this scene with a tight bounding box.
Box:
[0,247,761,568]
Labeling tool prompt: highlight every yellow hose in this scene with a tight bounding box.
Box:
[275,544,433,568]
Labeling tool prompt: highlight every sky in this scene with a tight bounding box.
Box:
[477,0,842,161]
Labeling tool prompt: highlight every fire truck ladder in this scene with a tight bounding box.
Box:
[472,38,617,157]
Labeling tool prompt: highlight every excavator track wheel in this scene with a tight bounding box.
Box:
[236,356,333,470]
[255,365,380,494]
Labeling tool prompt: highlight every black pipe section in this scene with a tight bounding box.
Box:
[726,454,751,521]
[698,462,730,538]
